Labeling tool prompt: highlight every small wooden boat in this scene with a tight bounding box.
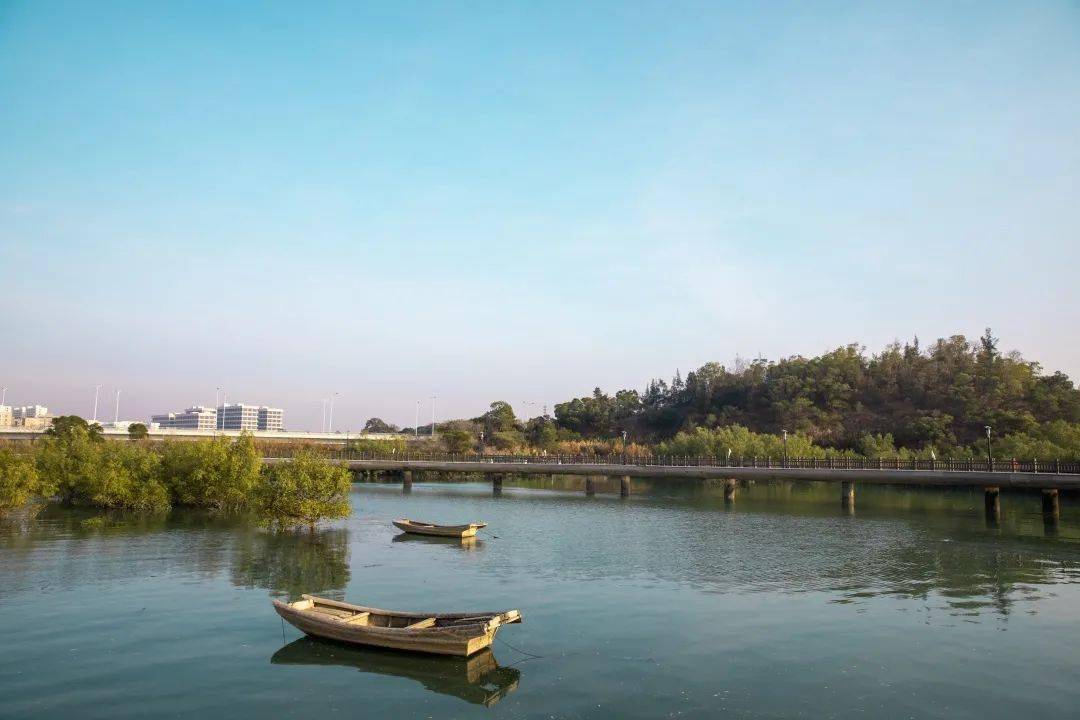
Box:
[273,594,522,657]
[393,518,486,538]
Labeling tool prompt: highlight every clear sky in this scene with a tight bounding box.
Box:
[2,1,1078,430]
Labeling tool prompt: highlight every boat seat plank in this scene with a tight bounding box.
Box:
[344,612,371,625]
[404,617,437,630]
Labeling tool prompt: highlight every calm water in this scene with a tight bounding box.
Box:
[2,478,1079,719]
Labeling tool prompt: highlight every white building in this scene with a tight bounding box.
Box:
[258,406,284,432]
[13,405,49,420]
[218,404,284,431]
[151,406,218,430]
[0,406,11,427]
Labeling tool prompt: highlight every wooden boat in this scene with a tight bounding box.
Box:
[393,518,486,538]
[271,638,521,706]
[273,594,522,657]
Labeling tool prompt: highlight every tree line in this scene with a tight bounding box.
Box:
[0,416,351,526]
[372,331,1080,460]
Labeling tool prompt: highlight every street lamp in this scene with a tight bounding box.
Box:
[479,431,485,455]
[621,430,628,464]
[329,392,339,432]
[782,429,789,466]
[985,425,993,470]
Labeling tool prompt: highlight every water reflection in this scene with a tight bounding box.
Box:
[271,638,520,707]
[391,533,484,551]
[230,528,350,600]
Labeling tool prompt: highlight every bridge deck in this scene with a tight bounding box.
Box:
[263,458,1080,490]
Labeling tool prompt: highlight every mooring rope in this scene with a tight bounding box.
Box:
[495,634,543,661]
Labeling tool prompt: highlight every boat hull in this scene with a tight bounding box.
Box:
[273,595,520,657]
[393,519,486,538]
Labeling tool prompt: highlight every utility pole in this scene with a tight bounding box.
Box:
[114,389,122,424]
[92,385,101,423]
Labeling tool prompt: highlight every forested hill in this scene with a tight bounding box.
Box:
[553,330,1080,451]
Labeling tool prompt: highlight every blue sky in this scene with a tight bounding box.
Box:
[2,1,1078,430]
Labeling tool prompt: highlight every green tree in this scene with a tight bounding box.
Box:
[480,401,518,434]
[128,423,149,440]
[46,415,104,443]
[442,427,475,454]
[160,434,262,511]
[363,418,399,433]
[0,449,43,512]
[257,449,352,531]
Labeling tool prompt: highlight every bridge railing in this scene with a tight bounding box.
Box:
[260,450,1080,475]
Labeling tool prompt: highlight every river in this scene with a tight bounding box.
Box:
[1,479,1078,718]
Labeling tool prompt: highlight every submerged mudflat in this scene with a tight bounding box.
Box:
[2,480,1079,719]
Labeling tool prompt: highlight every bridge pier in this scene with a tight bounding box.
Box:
[620,475,631,497]
[585,477,596,496]
[841,481,854,510]
[1042,488,1060,519]
[724,479,737,503]
[489,473,504,495]
[402,470,413,494]
[984,487,1000,526]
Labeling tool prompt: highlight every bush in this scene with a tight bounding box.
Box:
[0,449,43,512]
[257,450,352,530]
[41,438,170,512]
[160,434,261,511]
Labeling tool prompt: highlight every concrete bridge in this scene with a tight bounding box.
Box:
[263,454,1078,522]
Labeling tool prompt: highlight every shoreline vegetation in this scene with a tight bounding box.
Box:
[366,331,1080,463]
[5,331,1080,518]
[0,417,350,526]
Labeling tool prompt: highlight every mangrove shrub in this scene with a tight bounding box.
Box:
[257,449,351,530]
[160,434,262,511]
[0,449,44,512]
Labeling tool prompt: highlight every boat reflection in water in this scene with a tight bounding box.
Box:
[271,637,521,707]
[391,533,483,551]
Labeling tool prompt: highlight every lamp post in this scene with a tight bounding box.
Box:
[985,425,993,470]
[782,429,788,466]
[479,431,485,456]
[621,430,628,464]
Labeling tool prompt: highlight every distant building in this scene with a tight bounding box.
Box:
[218,404,284,431]
[0,406,12,427]
[14,405,49,420]
[10,405,52,430]
[258,406,284,432]
[151,406,218,430]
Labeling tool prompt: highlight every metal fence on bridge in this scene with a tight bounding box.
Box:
[261,450,1080,475]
